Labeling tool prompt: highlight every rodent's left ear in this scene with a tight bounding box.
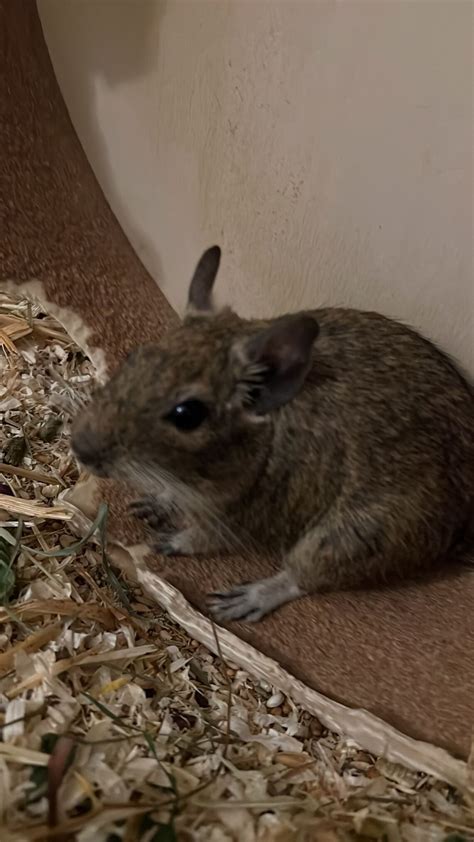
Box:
[232,314,320,414]
[186,246,221,314]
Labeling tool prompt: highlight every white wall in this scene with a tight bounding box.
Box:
[39,0,473,372]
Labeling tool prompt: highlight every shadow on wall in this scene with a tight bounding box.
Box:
[38,0,167,289]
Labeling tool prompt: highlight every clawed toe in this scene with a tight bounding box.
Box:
[207,571,302,623]
[207,582,265,623]
[129,497,156,520]
[129,496,154,512]
[129,497,172,531]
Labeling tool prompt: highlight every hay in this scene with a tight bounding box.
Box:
[0,292,472,841]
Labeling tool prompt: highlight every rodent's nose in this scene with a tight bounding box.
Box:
[70,421,110,476]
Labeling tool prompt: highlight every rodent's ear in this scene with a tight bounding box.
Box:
[187,246,221,314]
[233,315,320,414]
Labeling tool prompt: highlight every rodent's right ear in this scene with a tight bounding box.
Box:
[186,246,221,315]
[231,314,320,414]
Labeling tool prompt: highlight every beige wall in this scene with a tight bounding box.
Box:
[38,0,473,372]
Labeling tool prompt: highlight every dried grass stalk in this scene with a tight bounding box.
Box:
[0,463,62,485]
[0,313,33,352]
[0,494,72,520]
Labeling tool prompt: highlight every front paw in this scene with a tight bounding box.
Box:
[207,582,267,623]
[129,496,174,532]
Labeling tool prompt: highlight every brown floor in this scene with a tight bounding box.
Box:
[1,0,472,760]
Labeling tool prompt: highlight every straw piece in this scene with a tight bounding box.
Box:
[0,494,72,520]
[0,744,49,767]
[0,463,63,485]
[0,313,33,352]
[0,621,62,673]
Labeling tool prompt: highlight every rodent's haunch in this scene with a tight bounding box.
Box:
[71,247,474,622]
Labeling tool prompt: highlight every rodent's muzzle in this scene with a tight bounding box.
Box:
[70,415,114,478]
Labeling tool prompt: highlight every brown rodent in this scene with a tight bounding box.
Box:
[71,246,474,622]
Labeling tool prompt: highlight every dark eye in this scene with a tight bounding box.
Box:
[165,399,209,431]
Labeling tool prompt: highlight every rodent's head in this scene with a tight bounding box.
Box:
[71,247,319,492]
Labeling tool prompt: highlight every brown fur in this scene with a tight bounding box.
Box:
[71,249,474,621]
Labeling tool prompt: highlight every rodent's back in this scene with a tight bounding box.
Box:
[289,307,473,531]
[307,307,472,430]
[311,307,471,394]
